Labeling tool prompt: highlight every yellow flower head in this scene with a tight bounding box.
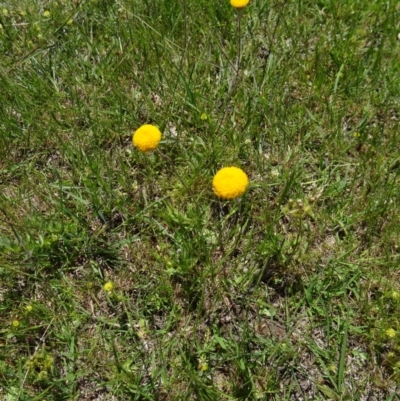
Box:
[12,320,20,327]
[103,281,114,292]
[212,167,249,199]
[230,0,250,9]
[133,124,162,152]
[386,328,396,339]
[43,10,51,17]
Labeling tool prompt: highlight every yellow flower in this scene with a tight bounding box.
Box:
[201,113,208,120]
[328,364,336,373]
[198,355,208,371]
[43,10,51,17]
[133,124,162,152]
[392,291,400,300]
[198,361,208,371]
[386,328,396,338]
[212,167,249,199]
[26,305,33,312]
[2,8,9,16]
[103,281,114,292]
[230,0,250,9]
[12,320,20,327]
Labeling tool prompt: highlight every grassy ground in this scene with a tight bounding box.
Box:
[1,0,400,399]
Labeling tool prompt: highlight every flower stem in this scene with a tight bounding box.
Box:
[231,9,243,91]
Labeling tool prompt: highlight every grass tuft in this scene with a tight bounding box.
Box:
[1,0,400,399]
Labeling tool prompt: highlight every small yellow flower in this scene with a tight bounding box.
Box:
[230,0,250,9]
[212,167,249,199]
[198,356,208,371]
[2,8,9,16]
[201,113,208,120]
[103,281,114,292]
[26,305,33,312]
[43,10,51,17]
[67,19,73,25]
[328,364,336,373]
[386,328,396,339]
[353,132,361,137]
[132,124,162,152]
[12,320,20,327]
[199,362,208,371]
[392,291,400,300]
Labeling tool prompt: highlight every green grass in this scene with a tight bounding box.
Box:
[1,0,400,399]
